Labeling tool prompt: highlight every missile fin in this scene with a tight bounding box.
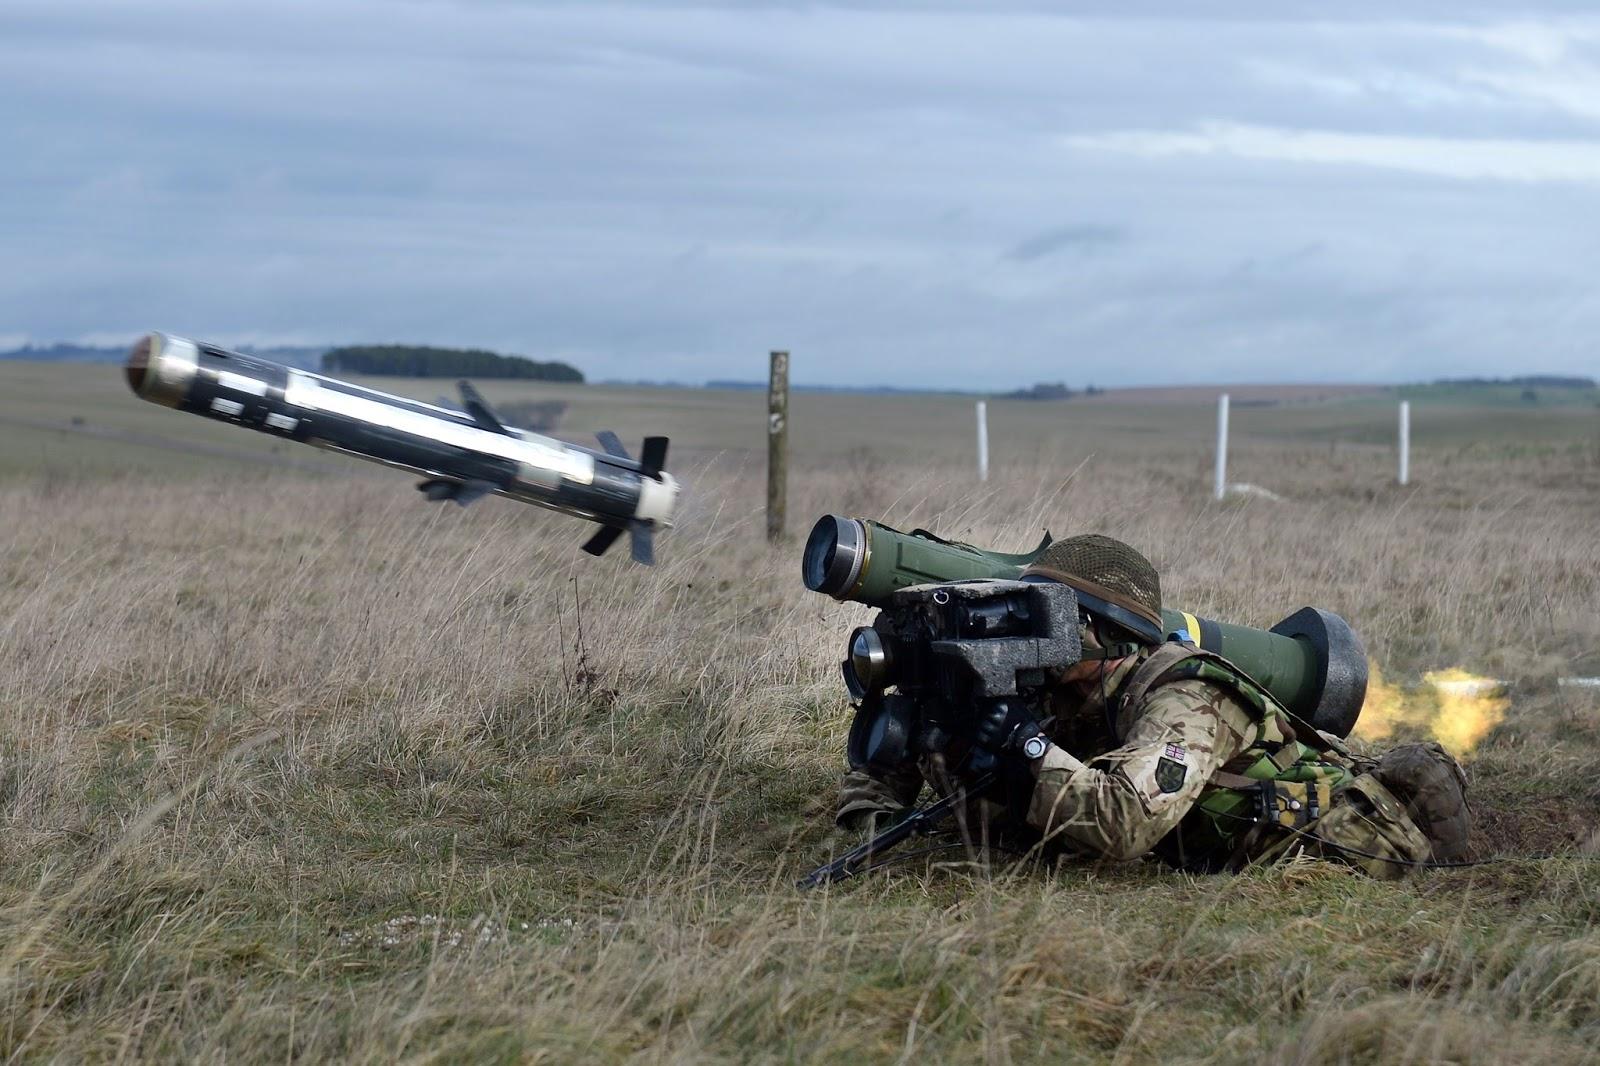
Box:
[595,430,630,459]
[581,524,625,557]
[628,522,655,566]
[417,478,458,501]
[416,477,496,506]
[639,436,669,479]
[452,479,497,505]
[457,380,512,436]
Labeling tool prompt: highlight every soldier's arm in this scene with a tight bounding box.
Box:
[1026,679,1257,861]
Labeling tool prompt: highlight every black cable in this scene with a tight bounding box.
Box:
[876,805,1584,877]
[1207,807,1585,870]
[906,817,1584,877]
[1099,658,1118,746]
[837,812,1591,884]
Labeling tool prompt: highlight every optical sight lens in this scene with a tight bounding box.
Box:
[802,515,866,597]
[802,519,837,592]
[845,626,892,695]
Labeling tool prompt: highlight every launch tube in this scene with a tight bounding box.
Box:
[802,514,1368,737]
[802,514,1053,606]
[125,332,677,563]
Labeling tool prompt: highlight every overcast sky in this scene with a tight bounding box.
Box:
[3,1,1598,387]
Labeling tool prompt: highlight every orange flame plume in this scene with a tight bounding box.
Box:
[1354,664,1508,757]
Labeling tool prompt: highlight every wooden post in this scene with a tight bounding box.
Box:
[1214,393,1230,501]
[976,401,989,482]
[767,351,789,543]
[1398,400,1411,486]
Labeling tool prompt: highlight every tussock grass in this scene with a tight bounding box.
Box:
[2,438,1598,1062]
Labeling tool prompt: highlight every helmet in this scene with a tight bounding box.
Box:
[1021,534,1163,644]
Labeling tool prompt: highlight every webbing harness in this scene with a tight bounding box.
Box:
[1118,642,1352,869]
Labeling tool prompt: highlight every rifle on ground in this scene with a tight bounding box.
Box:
[797,771,997,889]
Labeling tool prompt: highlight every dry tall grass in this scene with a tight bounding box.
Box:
[1,440,1598,1062]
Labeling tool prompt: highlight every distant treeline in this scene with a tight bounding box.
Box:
[1002,382,1105,401]
[324,345,583,382]
[1,342,128,362]
[1434,375,1595,389]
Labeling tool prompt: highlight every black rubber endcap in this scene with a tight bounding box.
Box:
[1269,606,1369,739]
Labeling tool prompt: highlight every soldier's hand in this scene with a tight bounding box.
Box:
[973,703,1043,756]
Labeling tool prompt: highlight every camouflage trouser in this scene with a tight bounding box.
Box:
[836,764,924,831]
[1255,742,1471,879]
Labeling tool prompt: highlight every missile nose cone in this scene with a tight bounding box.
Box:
[125,334,152,394]
[125,332,198,408]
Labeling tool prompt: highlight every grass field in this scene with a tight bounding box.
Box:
[1,361,1598,1062]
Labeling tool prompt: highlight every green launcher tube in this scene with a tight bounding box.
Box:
[802,515,1367,737]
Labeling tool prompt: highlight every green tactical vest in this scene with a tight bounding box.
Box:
[1116,641,1354,872]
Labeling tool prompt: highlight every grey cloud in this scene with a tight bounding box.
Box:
[1,1,1598,386]
[1005,225,1125,262]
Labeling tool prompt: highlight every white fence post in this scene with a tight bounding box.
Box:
[1214,393,1230,500]
[976,400,989,482]
[1398,400,1411,486]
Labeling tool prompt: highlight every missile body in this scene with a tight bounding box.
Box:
[125,332,677,562]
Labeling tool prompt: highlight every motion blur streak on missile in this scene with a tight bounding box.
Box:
[125,332,677,563]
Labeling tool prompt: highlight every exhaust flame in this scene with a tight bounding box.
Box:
[1354,664,1508,757]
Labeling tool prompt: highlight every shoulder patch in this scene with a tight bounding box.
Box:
[1155,755,1188,794]
[1158,742,1184,793]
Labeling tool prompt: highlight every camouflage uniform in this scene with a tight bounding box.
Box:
[1026,649,1255,862]
[838,533,1469,877]
[837,645,1466,878]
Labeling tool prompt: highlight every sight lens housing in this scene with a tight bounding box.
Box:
[842,626,894,700]
[803,515,866,596]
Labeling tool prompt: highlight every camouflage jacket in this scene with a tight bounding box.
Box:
[838,642,1449,876]
[1027,647,1263,861]
[838,643,1268,863]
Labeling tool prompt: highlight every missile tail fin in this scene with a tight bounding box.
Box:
[582,524,625,557]
[457,380,511,436]
[580,521,656,566]
[639,436,669,479]
[595,430,630,459]
[629,522,655,566]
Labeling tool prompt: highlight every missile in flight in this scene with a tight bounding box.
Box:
[125,332,678,563]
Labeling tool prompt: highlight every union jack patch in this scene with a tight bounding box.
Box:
[1163,742,1187,763]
